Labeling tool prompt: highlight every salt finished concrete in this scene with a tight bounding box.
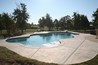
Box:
[0,32,98,65]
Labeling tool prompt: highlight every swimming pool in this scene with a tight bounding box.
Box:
[6,32,73,47]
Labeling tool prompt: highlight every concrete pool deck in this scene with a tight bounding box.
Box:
[0,32,98,65]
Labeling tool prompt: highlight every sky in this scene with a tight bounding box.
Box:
[0,0,98,24]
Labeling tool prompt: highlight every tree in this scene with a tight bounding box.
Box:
[2,13,15,35]
[72,12,89,30]
[81,15,89,30]
[64,15,72,29]
[93,8,98,38]
[54,19,59,30]
[59,17,66,30]
[93,8,98,28]
[0,14,5,34]
[59,15,71,30]
[13,3,29,34]
[45,14,53,30]
[72,12,81,30]
[38,17,46,29]
[38,18,44,28]
[66,19,73,30]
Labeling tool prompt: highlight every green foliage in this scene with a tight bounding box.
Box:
[38,13,54,31]
[38,13,90,31]
[81,15,89,29]
[45,13,54,30]
[59,15,72,30]
[72,12,90,30]
[0,3,30,36]
[59,17,67,30]
[13,3,29,34]
[93,20,98,28]
[38,17,45,28]
[0,46,58,65]
[93,8,98,28]
[54,19,59,30]
[1,13,16,35]
[0,14,5,31]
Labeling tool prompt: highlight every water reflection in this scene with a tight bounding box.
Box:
[39,32,71,42]
[39,33,52,42]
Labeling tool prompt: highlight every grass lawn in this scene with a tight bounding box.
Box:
[0,46,58,65]
[25,29,38,34]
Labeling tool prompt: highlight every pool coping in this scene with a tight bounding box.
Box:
[5,31,76,49]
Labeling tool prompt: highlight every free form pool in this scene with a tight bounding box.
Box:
[6,32,73,47]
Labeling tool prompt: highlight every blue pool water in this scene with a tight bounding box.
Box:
[6,32,73,47]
